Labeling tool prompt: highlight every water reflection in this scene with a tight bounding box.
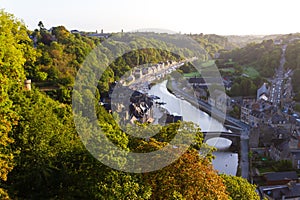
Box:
[148,81,226,131]
[148,81,238,175]
[206,137,232,151]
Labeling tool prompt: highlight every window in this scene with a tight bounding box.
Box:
[297,160,300,169]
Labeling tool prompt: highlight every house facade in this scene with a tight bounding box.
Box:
[208,89,231,113]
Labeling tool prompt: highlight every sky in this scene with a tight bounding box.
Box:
[1,0,299,35]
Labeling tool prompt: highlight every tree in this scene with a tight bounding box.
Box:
[95,171,152,199]
[218,39,281,78]
[8,90,78,198]
[120,122,223,199]
[0,10,31,198]
[229,77,257,97]
[0,12,263,199]
[0,74,15,199]
[229,105,241,118]
[220,174,260,200]
[234,65,243,76]
[292,69,300,100]
[51,26,70,43]
[38,21,44,30]
[230,83,241,96]
[143,148,229,199]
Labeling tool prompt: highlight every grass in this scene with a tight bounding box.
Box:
[225,61,235,65]
[243,67,260,78]
[183,61,217,78]
[220,67,235,73]
[183,71,201,78]
[294,103,300,112]
[257,166,274,174]
[200,60,216,68]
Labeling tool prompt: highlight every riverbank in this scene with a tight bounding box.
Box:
[166,78,227,123]
[148,81,238,175]
[164,79,245,176]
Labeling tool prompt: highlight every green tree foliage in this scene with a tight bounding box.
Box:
[0,10,28,83]
[30,27,186,98]
[190,34,237,58]
[285,41,300,70]
[30,24,97,101]
[0,10,33,197]
[0,74,15,199]
[220,174,260,200]
[292,69,300,101]
[226,35,279,48]
[8,90,78,198]
[95,171,151,200]
[287,41,300,98]
[7,88,149,199]
[1,10,264,199]
[229,105,241,118]
[273,160,294,171]
[123,122,223,199]
[229,77,257,96]
[142,148,229,199]
[218,39,282,77]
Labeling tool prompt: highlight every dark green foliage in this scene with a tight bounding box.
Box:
[273,160,294,172]
[221,174,260,200]
[0,10,33,197]
[292,69,300,101]
[218,39,282,77]
[286,41,300,70]
[229,77,257,97]
[1,10,260,199]
[190,34,237,58]
[286,41,300,99]
[229,105,241,118]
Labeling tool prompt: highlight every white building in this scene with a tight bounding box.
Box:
[257,83,269,101]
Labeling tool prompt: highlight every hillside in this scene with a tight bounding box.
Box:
[217,39,282,77]
[0,10,260,199]
[225,34,281,48]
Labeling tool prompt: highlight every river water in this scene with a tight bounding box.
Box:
[148,81,238,175]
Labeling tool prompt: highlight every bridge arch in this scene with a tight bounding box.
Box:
[203,131,240,152]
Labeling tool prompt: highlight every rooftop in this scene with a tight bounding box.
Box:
[264,171,298,182]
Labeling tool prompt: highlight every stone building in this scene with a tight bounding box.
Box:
[208,89,231,113]
[257,83,269,101]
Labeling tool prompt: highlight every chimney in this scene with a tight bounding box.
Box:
[24,79,31,91]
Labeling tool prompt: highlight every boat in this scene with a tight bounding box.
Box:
[155,102,166,105]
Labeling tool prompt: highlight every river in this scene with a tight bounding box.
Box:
[148,80,238,175]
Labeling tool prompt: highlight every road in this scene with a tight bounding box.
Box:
[128,63,251,179]
[240,131,249,179]
[170,79,249,131]
[170,79,250,179]
[128,61,185,92]
[270,45,287,106]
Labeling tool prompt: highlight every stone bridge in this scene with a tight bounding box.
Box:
[202,131,241,152]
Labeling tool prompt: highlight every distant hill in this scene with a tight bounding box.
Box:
[225,34,282,48]
[188,34,237,58]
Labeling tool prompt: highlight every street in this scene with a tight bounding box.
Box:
[270,45,287,106]
[170,79,250,179]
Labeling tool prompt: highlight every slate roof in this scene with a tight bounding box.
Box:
[271,113,287,124]
[250,110,264,118]
[257,83,269,100]
[260,183,300,199]
[264,171,298,182]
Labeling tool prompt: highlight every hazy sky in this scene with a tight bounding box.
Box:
[1,0,299,35]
